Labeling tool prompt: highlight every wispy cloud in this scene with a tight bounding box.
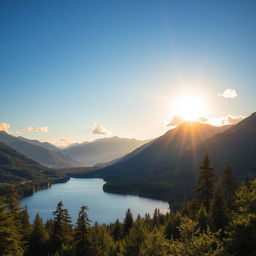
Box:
[221,115,245,125]
[219,89,238,98]
[0,123,11,134]
[92,123,112,135]
[24,126,48,133]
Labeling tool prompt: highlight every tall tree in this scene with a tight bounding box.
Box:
[123,208,134,236]
[75,205,91,256]
[50,201,73,254]
[112,218,122,241]
[27,213,48,256]
[222,165,237,211]
[0,197,23,256]
[195,154,215,211]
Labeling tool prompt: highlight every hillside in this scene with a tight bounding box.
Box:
[82,122,230,204]
[0,132,82,169]
[63,136,151,166]
[0,141,66,183]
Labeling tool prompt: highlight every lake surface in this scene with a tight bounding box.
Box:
[21,178,169,224]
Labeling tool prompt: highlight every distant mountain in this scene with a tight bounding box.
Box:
[63,136,151,166]
[88,122,236,205]
[18,136,61,152]
[0,141,64,183]
[0,132,82,169]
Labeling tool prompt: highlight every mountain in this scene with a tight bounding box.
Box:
[0,132,82,169]
[86,121,237,205]
[63,136,151,166]
[0,141,64,183]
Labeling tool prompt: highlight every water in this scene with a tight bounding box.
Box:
[21,178,169,224]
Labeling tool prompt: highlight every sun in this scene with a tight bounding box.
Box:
[174,93,206,121]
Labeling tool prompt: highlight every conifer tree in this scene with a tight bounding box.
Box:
[196,204,210,232]
[50,201,73,254]
[27,213,48,256]
[164,213,181,239]
[75,205,91,256]
[123,219,148,256]
[210,185,228,233]
[112,218,122,241]
[89,223,114,256]
[222,165,237,211]
[123,208,134,236]
[21,206,32,250]
[195,154,215,211]
[0,197,23,256]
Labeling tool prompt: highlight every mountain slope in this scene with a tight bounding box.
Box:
[84,122,230,204]
[0,141,64,183]
[0,132,82,168]
[63,136,151,166]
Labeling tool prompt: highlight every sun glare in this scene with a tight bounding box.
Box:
[174,93,205,121]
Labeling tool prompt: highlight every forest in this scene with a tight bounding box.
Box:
[0,154,255,256]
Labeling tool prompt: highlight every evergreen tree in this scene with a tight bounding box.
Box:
[27,213,48,256]
[0,197,23,256]
[196,204,210,232]
[112,218,122,241]
[123,219,148,256]
[123,208,134,236]
[21,206,32,250]
[222,165,237,211]
[195,154,215,211]
[210,185,228,233]
[89,223,114,256]
[139,228,167,256]
[74,205,91,256]
[50,201,73,254]
[164,213,181,239]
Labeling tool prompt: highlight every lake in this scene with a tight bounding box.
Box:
[21,178,169,224]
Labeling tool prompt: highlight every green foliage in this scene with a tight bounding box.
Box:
[196,204,210,232]
[123,219,148,256]
[0,197,23,256]
[195,154,215,211]
[89,223,114,256]
[166,217,225,256]
[164,213,181,239]
[123,208,134,236]
[26,213,49,256]
[74,205,91,256]
[50,201,73,254]
[139,228,167,256]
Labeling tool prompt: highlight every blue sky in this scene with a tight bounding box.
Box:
[1,0,256,145]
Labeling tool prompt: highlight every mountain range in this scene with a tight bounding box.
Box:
[85,113,256,206]
[63,137,151,166]
[0,132,82,169]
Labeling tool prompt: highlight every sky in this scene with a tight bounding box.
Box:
[0,0,256,146]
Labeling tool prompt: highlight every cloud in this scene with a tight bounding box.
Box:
[197,116,208,123]
[167,116,184,127]
[0,123,11,134]
[92,123,111,135]
[53,138,76,148]
[221,115,245,125]
[219,89,238,98]
[24,126,48,133]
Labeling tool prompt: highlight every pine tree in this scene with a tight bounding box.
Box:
[112,218,122,241]
[0,197,23,256]
[123,208,134,236]
[21,206,32,251]
[27,213,48,256]
[75,205,91,256]
[222,165,237,211]
[196,204,210,232]
[195,154,215,211]
[123,219,148,256]
[210,185,228,233]
[89,223,114,256]
[164,213,181,239]
[50,201,73,254]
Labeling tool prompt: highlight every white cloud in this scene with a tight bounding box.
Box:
[219,89,238,98]
[0,123,11,134]
[221,115,245,125]
[24,126,48,133]
[92,123,111,135]
[167,116,184,127]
